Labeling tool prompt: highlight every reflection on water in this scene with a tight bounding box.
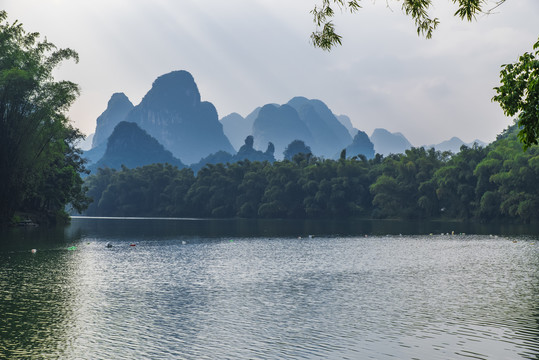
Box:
[0,245,80,359]
[68,216,539,238]
[1,218,539,359]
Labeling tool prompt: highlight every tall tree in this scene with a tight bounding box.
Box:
[0,11,88,224]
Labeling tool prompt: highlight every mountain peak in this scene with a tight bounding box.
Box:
[124,70,234,164]
[346,130,375,159]
[426,137,486,153]
[370,128,413,156]
[90,121,184,172]
[92,92,134,149]
[252,103,312,158]
[140,70,200,111]
[285,97,352,158]
[108,92,131,107]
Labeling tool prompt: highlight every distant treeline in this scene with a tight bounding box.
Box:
[83,124,539,223]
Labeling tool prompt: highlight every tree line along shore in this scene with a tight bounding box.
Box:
[82,124,539,223]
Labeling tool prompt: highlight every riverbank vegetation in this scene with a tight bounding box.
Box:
[0,11,89,225]
[84,124,539,223]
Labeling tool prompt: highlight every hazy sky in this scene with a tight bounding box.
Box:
[3,0,538,145]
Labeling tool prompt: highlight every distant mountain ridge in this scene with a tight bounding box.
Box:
[237,97,354,159]
[190,135,275,173]
[83,70,487,172]
[370,128,413,156]
[426,137,486,153]
[287,97,352,158]
[252,103,313,159]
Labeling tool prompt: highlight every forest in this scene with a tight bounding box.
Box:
[83,124,539,223]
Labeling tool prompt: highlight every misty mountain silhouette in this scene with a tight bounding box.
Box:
[84,71,486,170]
[84,93,134,164]
[286,96,352,158]
[190,135,275,173]
[123,70,234,164]
[345,130,375,159]
[89,121,184,172]
[425,136,486,153]
[252,104,314,159]
[336,114,359,138]
[92,92,134,149]
[220,112,251,151]
[370,128,413,156]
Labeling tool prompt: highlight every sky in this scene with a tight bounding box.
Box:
[3,0,539,146]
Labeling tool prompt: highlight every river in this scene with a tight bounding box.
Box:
[1,217,539,359]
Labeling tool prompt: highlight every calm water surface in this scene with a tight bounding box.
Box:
[1,217,539,359]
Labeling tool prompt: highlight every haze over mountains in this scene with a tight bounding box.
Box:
[425,137,486,152]
[220,112,251,151]
[83,70,486,173]
[337,115,358,138]
[370,128,413,157]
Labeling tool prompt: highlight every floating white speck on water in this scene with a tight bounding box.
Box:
[30,249,36,254]
[182,241,186,245]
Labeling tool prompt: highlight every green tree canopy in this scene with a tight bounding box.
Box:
[493,38,539,149]
[0,11,88,224]
[83,124,539,223]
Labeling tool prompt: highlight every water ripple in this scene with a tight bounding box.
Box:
[1,235,539,359]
